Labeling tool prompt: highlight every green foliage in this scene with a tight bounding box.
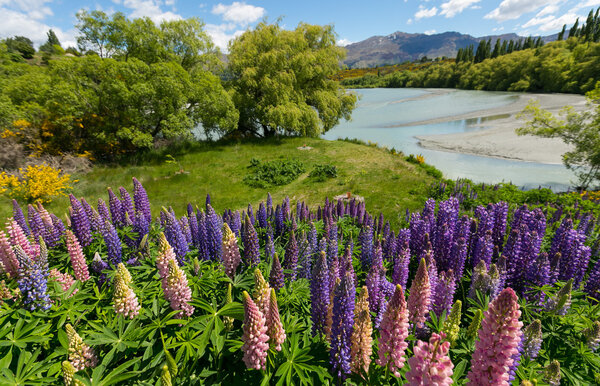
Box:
[227,22,357,137]
[309,164,337,181]
[243,158,306,188]
[518,83,600,189]
[3,36,35,59]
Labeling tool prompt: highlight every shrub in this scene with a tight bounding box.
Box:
[1,164,76,203]
[244,159,305,188]
[309,164,338,181]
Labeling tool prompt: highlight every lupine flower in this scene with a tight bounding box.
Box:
[324,279,338,343]
[544,360,561,386]
[441,300,462,347]
[253,268,271,316]
[221,223,241,279]
[50,269,77,297]
[161,365,172,386]
[466,309,483,340]
[101,220,122,266]
[408,258,431,329]
[113,263,140,319]
[28,204,47,242]
[508,332,523,382]
[376,284,409,377]
[119,187,135,222]
[351,286,373,376]
[297,232,311,279]
[546,279,573,315]
[205,205,222,261]
[90,252,109,284]
[161,210,188,262]
[243,214,260,266]
[97,199,111,224]
[311,251,330,335]
[66,324,97,371]
[467,288,523,385]
[12,200,30,236]
[330,272,355,380]
[392,242,410,290]
[270,253,284,290]
[522,320,542,359]
[107,188,124,228]
[70,195,93,247]
[584,321,600,352]
[7,218,36,259]
[266,288,286,351]
[406,332,454,386]
[284,231,298,281]
[132,177,152,223]
[359,225,373,269]
[0,230,19,278]
[162,259,194,318]
[223,283,234,331]
[241,291,270,370]
[15,245,51,311]
[432,270,456,317]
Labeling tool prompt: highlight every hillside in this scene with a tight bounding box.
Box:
[343,31,557,68]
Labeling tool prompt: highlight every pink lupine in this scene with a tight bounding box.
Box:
[66,323,97,371]
[157,233,177,278]
[408,258,431,329]
[113,263,140,319]
[0,230,19,278]
[405,332,454,385]
[253,268,271,316]
[241,291,270,370]
[163,258,194,318]
[467,287,523,385]
[221,223,241,279]
[266,288,286,351]
[376,284,410,377]
[7,218,35,258]
[66,230,90,281]
[50,269,78,297]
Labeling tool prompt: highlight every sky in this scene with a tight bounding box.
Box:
[1,0,599,51]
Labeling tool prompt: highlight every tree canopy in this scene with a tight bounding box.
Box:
[517,83,600,189]
[227,22,357,137]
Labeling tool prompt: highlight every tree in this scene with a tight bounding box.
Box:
[76,10,123,58]
[39,29,61,54]
[558,25,566,41]
[227,22,357,137]
[4,36,35,59]
[517,83,600,189]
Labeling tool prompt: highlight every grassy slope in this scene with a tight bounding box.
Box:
[0,138,435,227]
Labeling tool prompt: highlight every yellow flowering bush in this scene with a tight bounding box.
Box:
[0,164,75,203]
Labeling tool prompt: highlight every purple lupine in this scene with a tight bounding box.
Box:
[119,187,135,222]
[585,258,600,302]
[69,195,93,247]
[311,251,330,335]
[308,222,318,255]
[132,177,152,223]
[330,272,355,380]
[50,214,65,247]
[392,241,410,290]
[107,188,124,228]
[522,320,542,359]
[339,246,355,284]
[471,230,493,268]
[97,199,111,224]
[432,270,456,317]
[205,193,211,209]
[409,213,429,258]
[490,201,508,251]
[90,252,109,284]
[298,232,311,279]
[161,210,189,262]
[247,204,255,226]
[180,217,192,245]
[450,237,468,282]
[14,244,51,311]
[196,211,209,260]
[101,220,122,265]
[206,205,223,261]
[257,202,268,229]
[359,225,373,270]
[270,253,285,290]
[274,205,284,237]
[284,231,299,281]
[188,211,200,248]
[327,220,338,263]
[28,204,47,242]
[243,214,260,267]
[266,193,273,217]
[383,230,396,262]
[13,200,30,236]
[87,206,103,234]
[366,242,384,315]
[265,233,275,262]
[525,252,551,304]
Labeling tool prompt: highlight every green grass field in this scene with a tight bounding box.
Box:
[0,137,436,226]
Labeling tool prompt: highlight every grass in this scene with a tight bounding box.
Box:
[0,137,436,227]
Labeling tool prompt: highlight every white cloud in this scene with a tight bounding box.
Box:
[424,29,437,35]
[485,0,560,22]
[415,6,438,20]
[205,23,245,52]
[522,12,582,32]
[211,2,265,25]
[0,0,53,20]
[121,0,181,23]
[407,18,413,24]
[570,0,600,13]
[536,4,559,17]
[440,0,481,18]
[337,38,353,46]
[0,7,77,48]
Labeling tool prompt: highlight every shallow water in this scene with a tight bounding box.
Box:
[323,88,577,191]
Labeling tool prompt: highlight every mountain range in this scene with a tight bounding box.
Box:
[342,31,558,68]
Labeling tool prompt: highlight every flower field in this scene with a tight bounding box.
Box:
[1,177,600,385]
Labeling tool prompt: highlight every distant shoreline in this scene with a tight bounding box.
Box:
[413,90,588,165]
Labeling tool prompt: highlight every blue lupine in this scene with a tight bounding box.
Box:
[243,214,260,266]
[522,320,542,359]
[132,177,152,223]
[14,244,51,311]
[50,214,65,247]
[133,211,149,246]
[188,211,200,248]
[107,188,124,228]
[102,220,122,265]
[274,205,284,237]
[119,187,135,222]
[311,251,330,335]
[284,231,299,281]
[432,270,456,317]
[257,202,268,229]
[69,194,92,247]
[270,253,285,290]
[180,217,192,245]
[359,225,373,270]
[247,204,255,226]
[196,210,210,260]
[206,205,223,261]
[12,200,30,236]
[393,241,410,290]
[330,272,355,380]
[97,199,111,224]
[162,211,189,262]
[27,204,46,242]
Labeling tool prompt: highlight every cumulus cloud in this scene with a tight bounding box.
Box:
[205,23,246,51]
[484,0,560,22]
[337,38,353,46]
[0,0,53,20]
[570,0,600,13]
[536,4,559,17]
[440,0,481,18]
[121,0,181,23]
[211,2,265,25]
[414,6,438,20]
[424,29,437,35]
[522,12,582,32]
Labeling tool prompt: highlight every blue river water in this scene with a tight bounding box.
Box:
[322,88,577,191]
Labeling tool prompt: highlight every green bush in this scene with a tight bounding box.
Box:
[309,164,338,181]
[244,158,305,188]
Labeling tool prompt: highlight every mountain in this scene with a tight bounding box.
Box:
[343,31,557,68]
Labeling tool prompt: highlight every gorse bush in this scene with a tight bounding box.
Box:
[1,178,600,384]
[0,164,74,203]
[309,164,338,181]
[243,158,305,188]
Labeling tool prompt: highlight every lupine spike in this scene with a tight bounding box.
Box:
[101,220,122,266]
[241,291,269,370]
[522,319,542,359]
[243,214,260,266]
[544,360,561,386]
[269,253,284,290]
[66,323,97,371]
[0,230,19,278]
[311,251,330,335]
[284,231,298,281]
[161,365,172,386]
[253,268,271,315]
[376,284,409,377]
[162,258,194,318]
[62,360,77,386]
[466,309,483,340]
[350,286,373,376]
[221,223,241,279]
[15,244,51,311]
[408,258,431,329]
[113,263,140,319]
[584,321,600,352]
[266,288,286,351]
[405,332,454,385]
[329,272,355,380]
[441,300,462,347]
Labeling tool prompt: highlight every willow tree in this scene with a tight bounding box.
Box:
[227,22,357,137]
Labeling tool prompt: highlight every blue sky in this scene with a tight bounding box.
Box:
[1,0,599,50]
